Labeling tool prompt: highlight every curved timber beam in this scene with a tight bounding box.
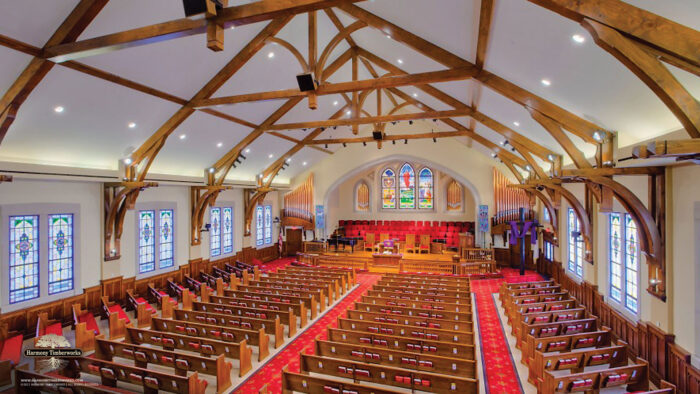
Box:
[265,37,309,72]
[316,21,367,81]
[583,19,700,138]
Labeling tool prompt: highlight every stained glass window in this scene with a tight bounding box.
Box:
[609,213,623,302]
[48,214,73,295]
[624,214,639,313]
[158,210,174,268]
[210,207,221,257]
[9,215,40,303]
[543,240,553,261]
[567,208,583,277]
[543,207,550,223]
[264,205,272,245]
[399,163,415,209]
[256,206,264,246]
[138,210,155,274]
[418,168,433,209]
[381,168,396,209]
[222,207,233,254]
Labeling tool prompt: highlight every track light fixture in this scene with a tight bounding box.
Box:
[320,127,325,131]
[239,154,247,160]
[302,128,307,131]
[409,120,413,125]
[333,126,337,130]
[547,154,555,161]
[511,147,516,152]
[392,140,396,145]
[432,119,437,122]
[342,143,347,147]
[391,121,396,125]
[593,131,603,142]
[325,144,328,148]
[363,142,366,146]
[404,139,408,144]
[433,138,437,143]
[491,152,497,158]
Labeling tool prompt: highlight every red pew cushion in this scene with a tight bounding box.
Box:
[108,304,130,324]
[78,312,100,335]
[0,334,23,365]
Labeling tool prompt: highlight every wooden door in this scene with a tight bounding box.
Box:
[286,228,303,256]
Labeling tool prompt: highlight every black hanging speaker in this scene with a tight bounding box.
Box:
[182,0,224,17]
[296,73,316,92]
[372,131,383,140]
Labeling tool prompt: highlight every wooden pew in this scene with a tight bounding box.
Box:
[540,357,650,394]
[14,364,124,394]
[354,301,473,323]
[255,276,341,300]
[376,279,470,292]
[383,272,471,282]
[94,336,233,393]
[366,289,471,305]
[499,279,555,300]
[126,327,252,377]
[502,285,563,307]
[281,367,400,394]
[183,274,212,296]
[0,323,22,387]
[372,284,470,299]
[100,296,130,325]
[300,353,479,393]
[327,327,476,360]
[148,282,179,308]
[208,294,307,328]
[194,299,299,335]
[66,356,208,394]
[361,295,470,312]
[235,283,328,309]
[519,317,599,360]
[267,271,348,293]
[506,292,571,318]
[514,308,589,338]
[338,318,474,345]
[167,277,188,300]
[529,341,628,386]
[246,279,334,305]
[223,288,319,319]
[346,309,473,333]
[73,304,99,351]
[281,267,354,288]
[151,317,270,361]
[314,339,477,377]
[285,265,355,283]
[381,275,471,284]
[508,299,579,325]
[36,312,63,337]
[524,329,612,370]
[173,308,285,348]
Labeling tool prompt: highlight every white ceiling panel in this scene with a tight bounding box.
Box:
[0,0,79,47]
[0,46,33,96]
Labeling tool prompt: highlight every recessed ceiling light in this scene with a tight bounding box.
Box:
[386,34,391,39]
[230,25,235,30]
[333,100,338,106]
[541,79,551,86]
[397,59,403,64]
[128,122,136,129]
[286,158,291,163]
[346,110,352,115]
[245,148,251,153]
[54,106,64,113]
[513,121,520,127]
[267,52,274,58]
[412,93,418,98]
[303,161,307,166]
[572,34,585,44]
[217,142,223,148]
[268,154,273,158]
[179,134,186,140]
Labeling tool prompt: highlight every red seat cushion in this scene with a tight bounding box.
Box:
[0,334,22,365]
[135,297,156,314]
[108,304,130,324]
[78,312,100,335]
[45,323,63,336]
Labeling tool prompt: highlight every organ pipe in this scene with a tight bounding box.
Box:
[283,174,314,223]
[493,168,533,224]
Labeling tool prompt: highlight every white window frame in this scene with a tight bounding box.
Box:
[567,208,583,278]
[608,212,640,316]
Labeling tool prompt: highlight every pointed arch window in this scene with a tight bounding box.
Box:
[398,163,415,209]
[381,168,396,209]
[418,168,433,209]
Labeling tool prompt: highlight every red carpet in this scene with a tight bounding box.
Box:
[472,268,543,394]
[232,272,381,393]
[258,257,296,273]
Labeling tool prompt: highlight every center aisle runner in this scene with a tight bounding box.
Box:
[233,273,381,393]
[471,269,542,394]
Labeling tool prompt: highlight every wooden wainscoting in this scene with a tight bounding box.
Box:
[544,262,700,393]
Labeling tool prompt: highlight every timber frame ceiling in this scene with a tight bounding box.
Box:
[0,0,698,298]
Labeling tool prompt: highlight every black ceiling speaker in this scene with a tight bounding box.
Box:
[182,0,224,17]
[296,73,316,92]
[372,131,383,140]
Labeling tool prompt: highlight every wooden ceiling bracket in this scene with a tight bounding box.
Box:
[243,187,272,236]
[104,181,157,261]
[190,184,231,245]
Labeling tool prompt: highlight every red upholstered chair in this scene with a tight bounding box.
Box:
[419,234,431,254]
[404,234,418,253]
[0,326,23,386]
[364,233,376,252]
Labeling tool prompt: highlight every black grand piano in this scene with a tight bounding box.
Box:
[327,229,361,253]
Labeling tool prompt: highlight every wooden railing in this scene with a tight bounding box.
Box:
[461,248,494,262]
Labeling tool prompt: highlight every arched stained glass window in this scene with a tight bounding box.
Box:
[222,207,233,254]
[624,214,639,312]
[159,210,174,268]
[398,163,415,209]
[567,208,583,277]
[418,168,433,209]
[138,210,156,274]
[264,205,272,245]
[9,215,40,303]
[609,213,623,302]
[255,206,264,246]
[608,212,639,314]
[381,168,396,209]
[210,208,221,257]
[48,214,74,295]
